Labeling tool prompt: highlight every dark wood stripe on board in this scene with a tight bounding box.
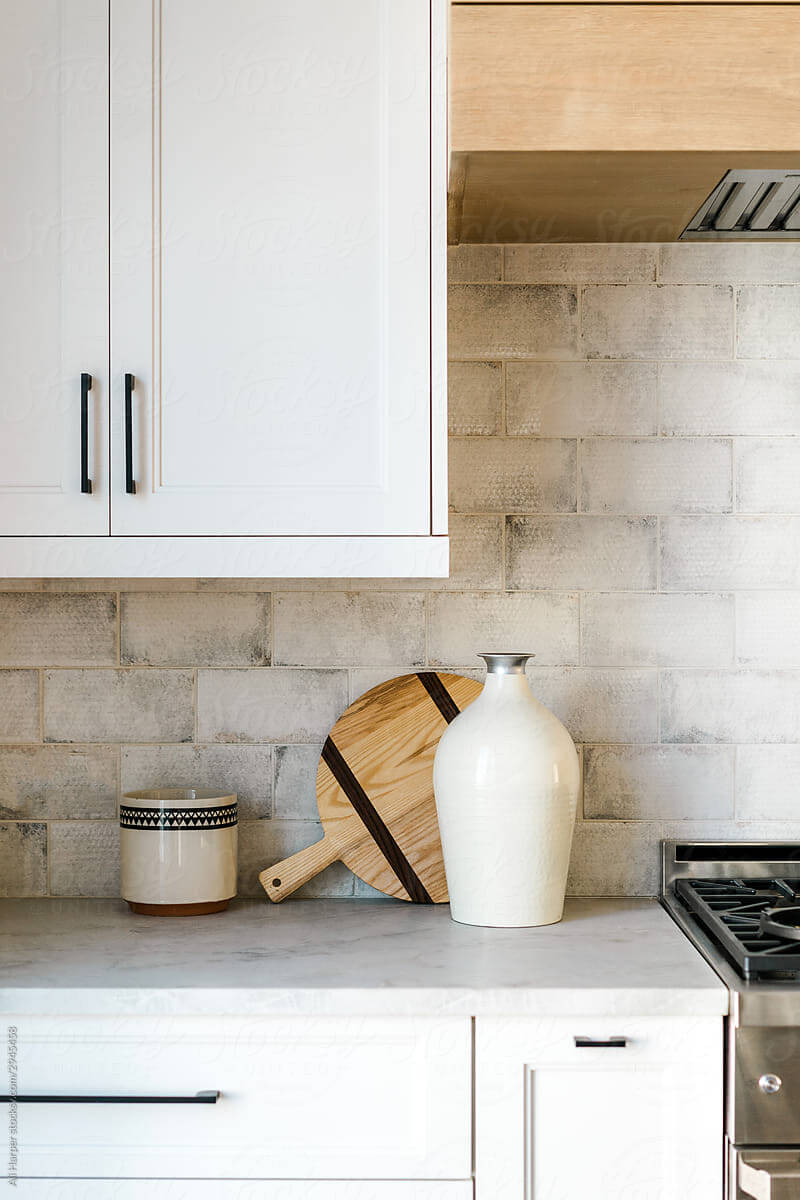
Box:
[321,737,434,904]
[416,671,461,724]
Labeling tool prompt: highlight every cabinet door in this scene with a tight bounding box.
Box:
[476,1016,722,1200]
[110,0,432,537]
[0,1,108,536]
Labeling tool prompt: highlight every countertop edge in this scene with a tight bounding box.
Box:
[0,984,730,1019]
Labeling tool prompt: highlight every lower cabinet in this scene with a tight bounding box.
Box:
[475,1015,723,1200]
[4,1011,723,1196]
[6,1016,471,1181]
[7,1185,472,1200]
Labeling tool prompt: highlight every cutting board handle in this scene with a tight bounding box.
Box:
[259,835,338,903]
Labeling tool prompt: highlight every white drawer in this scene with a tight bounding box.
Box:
[6,1183,473,1200]
[4,1016,471,1180]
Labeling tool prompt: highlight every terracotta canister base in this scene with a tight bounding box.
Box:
[127,899,231,917]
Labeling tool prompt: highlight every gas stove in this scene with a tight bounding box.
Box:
[662,842,800,1199]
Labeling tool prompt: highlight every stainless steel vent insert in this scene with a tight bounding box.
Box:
[680,169,800,240]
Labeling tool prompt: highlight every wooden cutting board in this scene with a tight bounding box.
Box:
[259,671,482,903]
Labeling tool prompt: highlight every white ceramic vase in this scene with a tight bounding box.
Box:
[433,653,580,928]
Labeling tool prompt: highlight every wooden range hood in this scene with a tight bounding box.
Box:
[449,3,800,243]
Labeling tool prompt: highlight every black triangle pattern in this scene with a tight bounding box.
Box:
[120,803,238,831]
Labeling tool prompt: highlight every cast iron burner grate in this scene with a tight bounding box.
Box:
[676,878,800,979]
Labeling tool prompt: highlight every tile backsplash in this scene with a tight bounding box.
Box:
[3,241,800,900]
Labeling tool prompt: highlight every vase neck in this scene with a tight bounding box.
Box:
[479,653,533,676]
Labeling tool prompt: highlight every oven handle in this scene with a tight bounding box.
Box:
[738,1149,800,1200]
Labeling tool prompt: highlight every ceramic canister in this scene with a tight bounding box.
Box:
[433,653,580,929]
[120,788,238,916]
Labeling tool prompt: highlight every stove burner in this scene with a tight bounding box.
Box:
[760,905,800,942]
[676,878,800,979]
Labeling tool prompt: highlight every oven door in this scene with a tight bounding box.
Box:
[736,1149,800,1199]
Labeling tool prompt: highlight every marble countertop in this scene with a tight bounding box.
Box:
[0,897,728,1018]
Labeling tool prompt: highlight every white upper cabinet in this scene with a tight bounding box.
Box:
[111,0,436,538]
[0,1,108,536]
[0,0,447,576]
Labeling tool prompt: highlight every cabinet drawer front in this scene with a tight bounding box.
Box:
[5,1016,471,1180]
[6,1184,472,1200]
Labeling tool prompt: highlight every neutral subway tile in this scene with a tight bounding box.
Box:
[580,438,732,515]
[506,361,657,437]
[0,745,117,820]
[440,515,504,591]
[350,516,504,593]
[448,284,578,359]
[660,361,800,436]
[505,244,657,284]
[567,821,660,896]
[428,592,579,668]
[447,361,503,436]
[736,592,800,667]
[274,744,322,819]
[447,244,502,283]
[49,821,120,897]
[661,516,800,590]
[584,745,734,820]
[347,666,483,705]
[237,819,353,898]
[273,594,425,668]
[736,745,800,820]
[0,823,47,897]
[121,592,270,667]
[0,593,117,667]
[121,744,272,819]
[0,671,41,743]
[582,593,734,667]
[738,286,800,358]
[662,670,800,743]
[449,438,576,513]
[661,818,800,844]
[197,669,347,744]
[582,284,733,360]
[507,516,658,591]
[736,438,800,513]
[527,667,658,743]
[44,670,194,744]
[660,244,800,285]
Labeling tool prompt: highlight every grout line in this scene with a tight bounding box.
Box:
[38,668,44,743]
[576,438,582,514]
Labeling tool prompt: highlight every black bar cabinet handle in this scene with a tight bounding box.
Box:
[124,372,136,494]
[80,373,92,494]
[574,1036,629,1049]
[0,1090,219,1105]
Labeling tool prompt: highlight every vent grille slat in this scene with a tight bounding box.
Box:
[681,169,800,240]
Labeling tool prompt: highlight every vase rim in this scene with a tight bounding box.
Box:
[478,652,534,675]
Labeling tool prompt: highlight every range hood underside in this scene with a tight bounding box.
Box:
[449,152,800,245]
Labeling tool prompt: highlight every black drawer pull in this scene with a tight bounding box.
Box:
[574,1036,629,1049]
[124,372,136,494]
[0,1090,219,1104]
[80,372,92,494]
